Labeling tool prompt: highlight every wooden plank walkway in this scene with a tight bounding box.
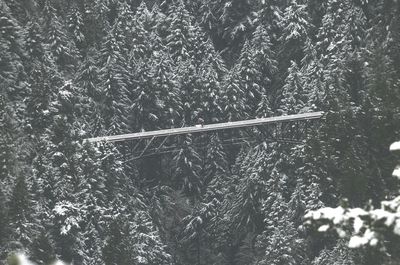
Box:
[86,111,324,143]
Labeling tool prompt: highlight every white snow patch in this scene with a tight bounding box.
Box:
[393,166,400,179]
[394,220,400,236]
[390,141,400,151]
[16,253,36,265]
[318,224,330,232]
[305,206,346,224]
[353,217,363,233]
[53,204,68,216]
[348,235,366,248]
[348,229,376,248]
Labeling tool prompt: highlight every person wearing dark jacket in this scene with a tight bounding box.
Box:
[196,117,205,127]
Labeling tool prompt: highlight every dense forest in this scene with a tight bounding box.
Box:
[1,0,400,264]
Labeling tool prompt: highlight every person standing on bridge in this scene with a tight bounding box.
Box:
[196,117,205,127]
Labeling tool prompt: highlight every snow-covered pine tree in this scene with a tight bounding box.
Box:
[173,135,203,200]
[130,50,179,132]
[25,50,62,137]
[96,142,131,205]
[42,0,78,72]
[0,187,8,259]
[102,217,131,265]
[164,0,208,65]
[222,64,248,122]
[75,49,104,137]
[67,2,86,56]
[7,175,36,253]
[361,11,400,199]
[180,199,219,265]
[78,142,108,265]
[279,0,311,65]
[103,210,172,265]
[204,135,229,193]
[279,61,306,115]
[311,240,361,265]
[97,23,131,136]
[192,40,226,124]
[251,24,278,114]
[254,0,283,45]
[114,1,135,57]
[317,1,373,205]
[236,40,260,117]
[229,144,270,234]
[0,3,26,106]
[255,211,309,265]
[30,232,56,265]
[196,0,254,62]
[38,81,86,263]
[81,0,110,48]
[0,96,18,186]
[128,2,164,62]
[128,210,172,264]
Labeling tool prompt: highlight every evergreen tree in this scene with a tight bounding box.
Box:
[97,23,131,136]
[127,210,172,264]
[255,214,308,265]
[173,135,203,200]
[3,0,34,24]
[82,0,110,47]
[78,142,107,265]
[192,42,226,124]
[0,3,26,104]
[25,55,62,136]
[312,241,360,265]
[222,64,248,121]
[0,186,7,247]
[229,144,269,234]
[97,142,130,204]
[103,211,171,265]
[254,0,283,44]
[279,0,311,64]
[42,0,78,71]
[30,232,56,265]
[67,2,86,55]
[180,199,219,265]
[75,49,104,136]
[41,81,86,263]
[7,175,35,251]
[196,0,254,61]
[0,0,399,264]
[250,24,278,113]
[0,96,18,185]
[164,0,207,64]
[102,217,131,265]
[130,50,179,132]
[51,200,85,264]
[236,40,259,117]
[204,135,229,191]
[279,61,306,115]
[24,19,63,138]
[129,2,163,61]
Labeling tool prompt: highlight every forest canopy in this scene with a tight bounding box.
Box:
[1,0,400,264]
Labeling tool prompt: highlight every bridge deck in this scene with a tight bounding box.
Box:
[86,111,324,143]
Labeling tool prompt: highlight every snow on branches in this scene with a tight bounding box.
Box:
[305,142,400,249]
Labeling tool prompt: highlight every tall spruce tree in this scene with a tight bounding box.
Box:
[7,175,35,252]
[42,0,78,72]
[97,22,131,136]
